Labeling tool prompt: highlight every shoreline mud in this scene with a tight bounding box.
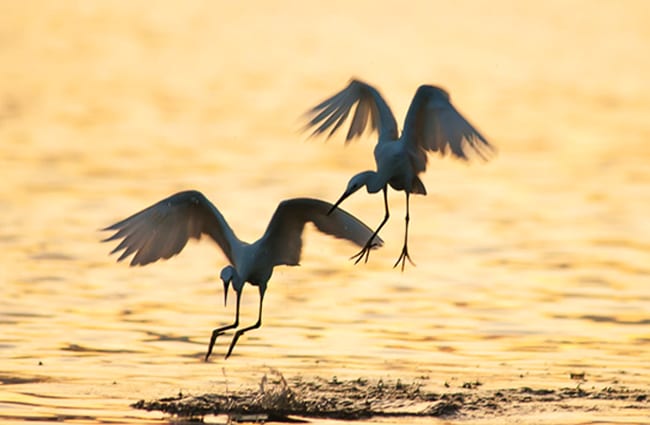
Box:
[133,375,649,422]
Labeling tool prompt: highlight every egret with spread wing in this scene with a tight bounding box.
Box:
[103,190,383,359]
[305,79,494,270]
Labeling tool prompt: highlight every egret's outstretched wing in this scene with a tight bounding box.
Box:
[261,198,384,266]
[402,85,494,172]
[304,79,398,143]
[103,190,241,266]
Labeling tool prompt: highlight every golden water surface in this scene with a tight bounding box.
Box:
[1,1,649,424]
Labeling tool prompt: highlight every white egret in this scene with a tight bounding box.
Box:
[305,79,494,270]
[103,190,383,360]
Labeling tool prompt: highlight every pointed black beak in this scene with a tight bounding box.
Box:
[327,191,350,215]
[223,280,230,307]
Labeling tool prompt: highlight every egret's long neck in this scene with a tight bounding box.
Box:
[364,171,385,194]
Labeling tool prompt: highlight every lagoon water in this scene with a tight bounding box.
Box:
[1,1,649,423]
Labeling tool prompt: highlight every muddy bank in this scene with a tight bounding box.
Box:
[132,374,649,422]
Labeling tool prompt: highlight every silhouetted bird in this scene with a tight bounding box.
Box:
[305,79,494,270]
[103,190,383,359]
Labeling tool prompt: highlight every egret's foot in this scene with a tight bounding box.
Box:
[350,246,371,264]
[205,324,238,361]
[225,332,243,359]
[393,245,415,271]
[224,320,262,359]
[350,240,379,265]
[205,330,224,362]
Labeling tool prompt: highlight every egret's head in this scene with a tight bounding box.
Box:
[327,171,376,215]
[219,265,235,307]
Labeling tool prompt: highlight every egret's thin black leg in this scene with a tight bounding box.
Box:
[394,192,415,271]
[205,289,242,361]
[225,288,265,359]
[350,186,389,265]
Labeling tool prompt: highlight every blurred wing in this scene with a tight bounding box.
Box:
[261,198,384,266]
[402,85,494,173]
[102,190,241,266]
[304,79,399,143]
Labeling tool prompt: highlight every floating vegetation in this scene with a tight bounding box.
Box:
[132,371,650,422]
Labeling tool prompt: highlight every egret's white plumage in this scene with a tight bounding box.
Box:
[305,79,494,270]
[103,190,383,359]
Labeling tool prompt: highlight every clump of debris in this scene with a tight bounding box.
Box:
[132,370,649,422]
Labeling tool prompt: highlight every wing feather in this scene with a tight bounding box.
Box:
[402,85,494,173]
[261,198,384,266]
[102,190,241,266]
[304,79,399,143]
